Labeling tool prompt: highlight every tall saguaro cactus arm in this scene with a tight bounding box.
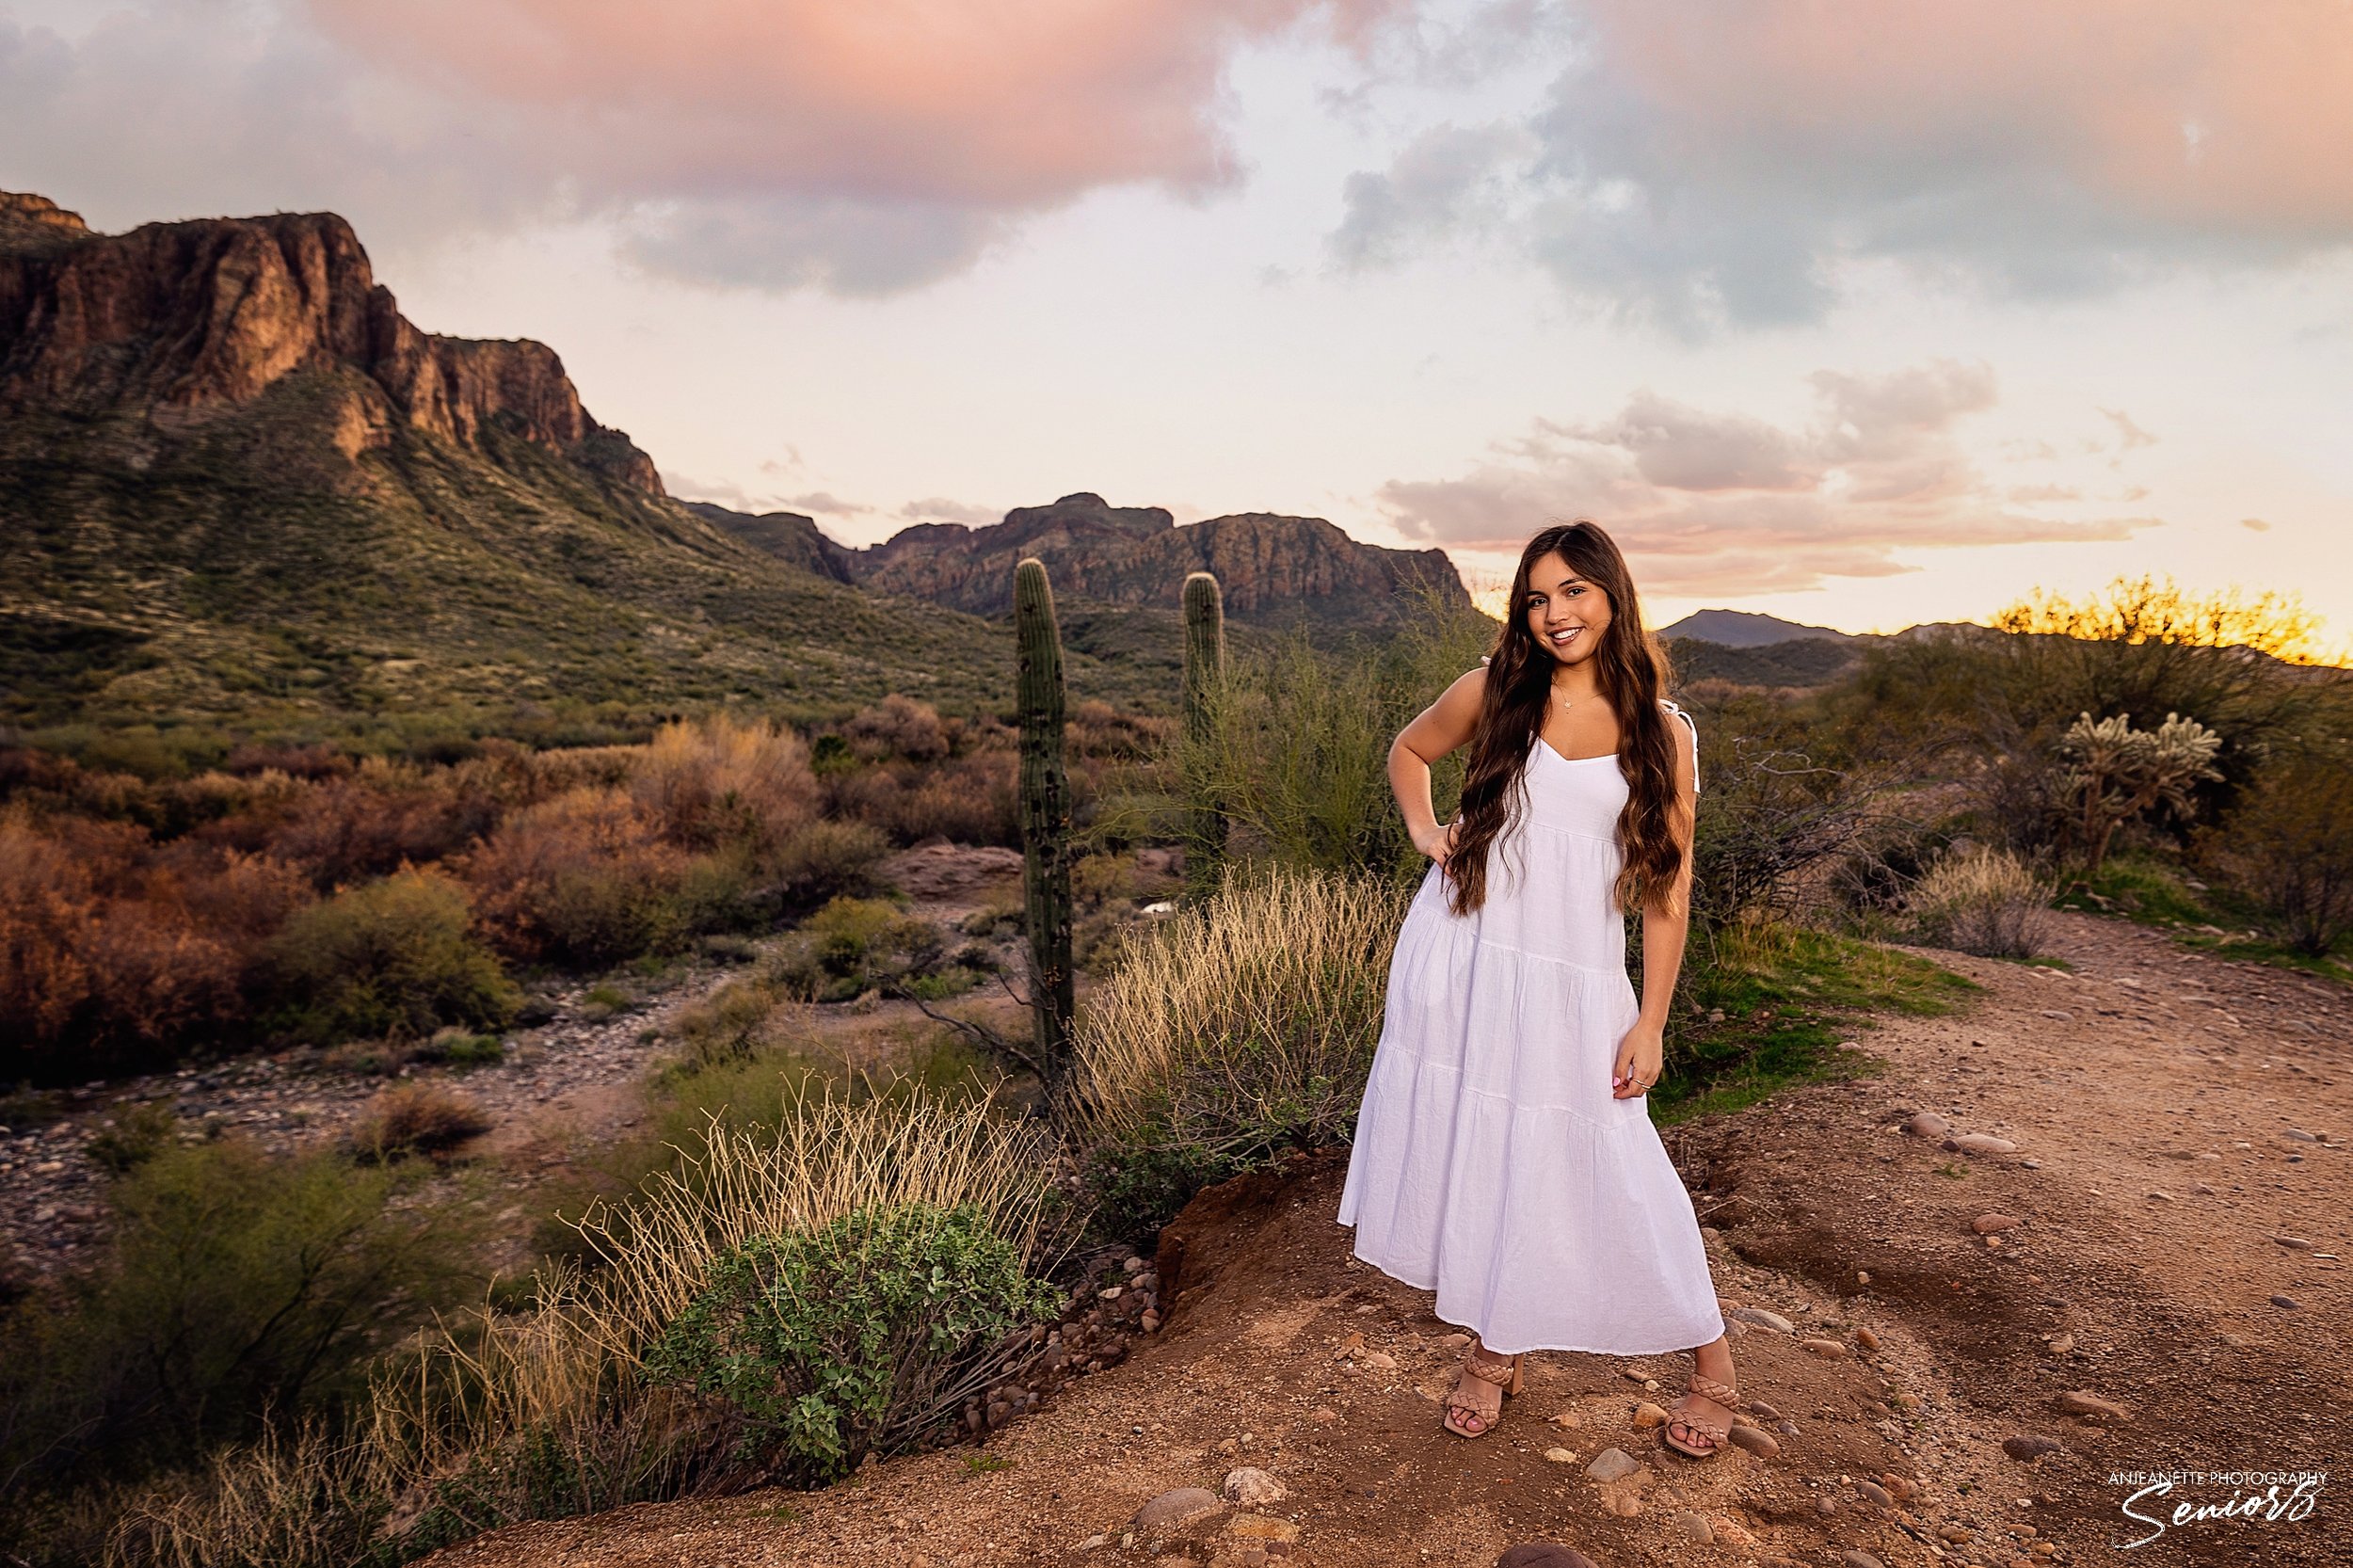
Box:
[1181,570,1228,899]
[1014,556,1075,1092]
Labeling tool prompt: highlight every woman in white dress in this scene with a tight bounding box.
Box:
[1337,520,1742,1457]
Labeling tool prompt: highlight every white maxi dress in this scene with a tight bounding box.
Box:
[1337,700,1727,1356]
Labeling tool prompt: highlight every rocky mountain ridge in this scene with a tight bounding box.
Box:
[692,490,1470,629]
[0,191,657,489]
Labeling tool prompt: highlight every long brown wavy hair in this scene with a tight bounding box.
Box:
[1442,520,1689,919]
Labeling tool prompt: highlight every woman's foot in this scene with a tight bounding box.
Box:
[1662,1338,1738,1458]
[1442,1340,1521,1438]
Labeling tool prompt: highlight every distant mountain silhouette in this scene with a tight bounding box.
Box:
[1655,608,1859,647]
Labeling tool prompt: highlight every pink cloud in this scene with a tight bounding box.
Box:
[309,0,1401,207]
[1376,361,2161,596]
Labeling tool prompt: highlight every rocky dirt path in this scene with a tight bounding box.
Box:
[420,910,2348,1568]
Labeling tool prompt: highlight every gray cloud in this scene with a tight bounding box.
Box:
[1376,360,2161,595]
[1332,1,2353,330]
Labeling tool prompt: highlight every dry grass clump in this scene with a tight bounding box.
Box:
[1907,844,2056,959]
[346,1081,494,1163]
[458,786,696,965]
[1070,864,1406,1158]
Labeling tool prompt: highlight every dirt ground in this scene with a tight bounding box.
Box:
[404,908,2346,1568]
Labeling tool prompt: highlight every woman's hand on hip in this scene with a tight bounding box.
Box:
[1413,820,1461,874]
[1612,1021,1665,1098]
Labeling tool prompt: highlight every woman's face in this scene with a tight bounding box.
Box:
[1523,550,1613,668]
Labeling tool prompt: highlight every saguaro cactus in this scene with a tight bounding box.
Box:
[1014,556,1074,1090]
[1181,570,1228,899]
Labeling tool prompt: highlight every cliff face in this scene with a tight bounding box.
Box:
[708,491,1470,627]
[0,192,658,490]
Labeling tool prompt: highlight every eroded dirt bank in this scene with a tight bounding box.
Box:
[424,911,2347,1568]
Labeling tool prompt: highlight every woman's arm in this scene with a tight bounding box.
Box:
[1613,714,1700,1097]
[1389,665,1489,869]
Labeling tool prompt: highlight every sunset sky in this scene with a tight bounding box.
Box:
[5,1,2349,639]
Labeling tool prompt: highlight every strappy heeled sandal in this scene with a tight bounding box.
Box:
[1661,1368,1740,1459]
[1442,1346,1523,1439]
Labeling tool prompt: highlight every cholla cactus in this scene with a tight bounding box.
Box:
[2057,710,2224,871]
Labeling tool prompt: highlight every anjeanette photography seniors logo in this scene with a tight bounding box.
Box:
[2111,1467,2325,1549]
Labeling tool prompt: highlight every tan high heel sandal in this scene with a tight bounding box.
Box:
[1442,1346,1524,1439]
[1661,1367,1740,1458]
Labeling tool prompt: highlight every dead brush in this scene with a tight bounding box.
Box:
[346,1080,492,1163]
[1906,844,2057,959]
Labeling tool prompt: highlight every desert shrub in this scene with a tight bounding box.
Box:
[1069,865,1405,1239]
[767,897,945,1002]
[346,1082,493,1163]
[767,818,890,907]
[460,788,694,965]
[411,1028,505,1070]
[85,1097,181,1177]
[630,713,819,859]
[250,759,485,891]
[2201,750,2353,956]
[824,750,1021,847]
[0,810,245,1077]
[839,695,950,762]
[1907,845,2055,959]
[0,1141,477,1496]
[263,868,519,1046]
[647,1201,1061,1484]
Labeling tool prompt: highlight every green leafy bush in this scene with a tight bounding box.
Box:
[0,1141,477,1496]
[767,897,944,1002]
[263,867,519,1046]
[646,1201,1062,1484]
[2201,750,2353,957]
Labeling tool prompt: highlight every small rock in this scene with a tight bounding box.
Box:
[2284,1128,2321,1143]
[1816,1496,1838,1516]
[1907,1111,1954,1139]
[1856,1480,1893,1506]
[1585,1447,1641,1482]
[1973,1213,2024,1234]
[1547,1410,1583,1429]
[1853,1326,1881,1352]
[1727,1426,1779,1458]
[1631,1401,1670,1429]
[2274,1236,2313,1250]
[1545,1447,1577,1464]
[1880,1473,1918,1502]
[1843,1553,1886,1568]
[1801,1337,1849,1359]
[1495,1547,1597,1568]
[2148,1190,2175,1203]
[1307,1407,1338,1423]
[2056,1390,2130,1421]
[1609,1493,1642,1518]
[1745,1399,1782,1420]
[1675,1510,1714,1544]
[1333,1332,1365,1358]
[2004,1434,2063,1461]
[2039,1009,2073,1021]
[1142,1310,1161,1333]
[1953,1133,2020,1155]
[1360,1350,1398,1370]
[1732,1306,1796,1334]
[1441,1332,1472,1349]
[1080,1534,1110,1550]
[2045,1333,2075,1355]
[1223,1468,1287,1506]
[1132,1488,1225,1532]
[2272,1294,2300,1309]
[1225,1514,1300,1544]
[1940,1525,1975,1544]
